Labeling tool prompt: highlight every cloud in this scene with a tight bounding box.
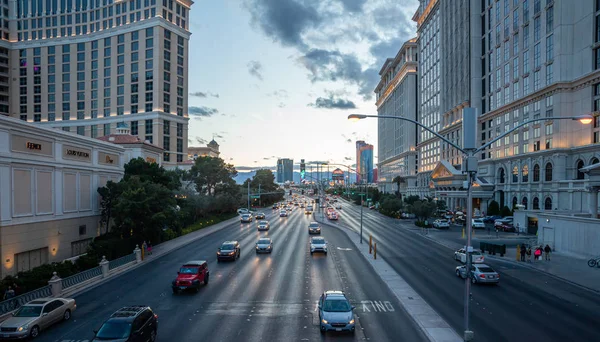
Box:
[346,139,352,143]
[247,60,264,80]
[278,102,286,108]
[213,133,225,139]
[196,137,208,145]
[188,106,219,117]
[339,0,367,12]
[344,156,352,161]
[309,95,356,109]
[189,91,220,98]
[267,89,289,98]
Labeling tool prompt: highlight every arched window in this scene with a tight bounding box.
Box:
[499,168,506,184]
[533,197,540,210]
[522,165,529,183]
[576,159,585,180]
[544,197,552,210]
[512,166,519,183]
[545,163,553,182]
[592,157,599,165]
[533,164,540,182]
[512,196,518,208]
[522,197,528,209]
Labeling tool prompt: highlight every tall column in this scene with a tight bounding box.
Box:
[588,187,599,218]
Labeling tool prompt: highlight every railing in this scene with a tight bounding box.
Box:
[0,285,52,315]
[109,253,136,270]
[62,266,102,289]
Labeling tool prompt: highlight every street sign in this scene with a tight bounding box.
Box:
[251,195,260,199]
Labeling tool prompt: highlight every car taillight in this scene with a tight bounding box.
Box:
[154,314,158,319]
[479,274,485,278]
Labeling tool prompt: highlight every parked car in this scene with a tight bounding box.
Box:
[318,291,356,334]
[93,306,157,342]
[255,238,273,254]
[483,215,502,223]
[500,223,516,232]
[237,208,250,215]
[455,264,500,284]
[217,241,240,261]
[433,219,450,229]
[172,260,209,294]
[471,218,486,229]
[494,217,513,228]
[454,248,485,264]
[310,237,328,254]
[255,212,265,219]
[0,298,76,339]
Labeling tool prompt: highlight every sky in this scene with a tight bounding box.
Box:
[186,0,419,172]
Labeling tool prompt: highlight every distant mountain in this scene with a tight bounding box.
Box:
[235,171,357,184]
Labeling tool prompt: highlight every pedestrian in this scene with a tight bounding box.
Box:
[534,246,542,261]
[526,247,532,262]
[544,244,551,261]
[147,242,153,255]
[3,286,15,300]
[520,244,526,262]
[516,223,520,236]
[495,227,499,238]
[142,240,147,253]
[12,283,19,296]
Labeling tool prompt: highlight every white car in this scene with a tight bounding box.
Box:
[454,248,485,264]
[433,219,450,229]
[494,217,513,228]
[257,220,270,231]
[280,210,288,217]
[310,237,327,254]
[471,219,486,229]
[335,204,342,209]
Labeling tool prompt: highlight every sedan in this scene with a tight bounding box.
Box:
[500,223,516,232]
[454,248,485,264]
[255,212,266,219]
[310,237,328,254]
[279,210,288,217]
[240,214,253,223]
[255,238,273,253]
[0,298,76,339]
[494,217,513,228]
[335,204,342,210]
[308,222,321,234]
[483,215,502,223]
[455,264,500,284]
[257,220,270,231]
[471,218,486,229]
[433,219,450,229]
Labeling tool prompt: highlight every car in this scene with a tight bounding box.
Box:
[308,222,321,234]
[255,212,265,219]
[335,204,342,210]
[0,298,76,339]
[483,215,502,223]
[240,213,253,223]
[305,205,314,214]
[433,219,450,229]
[455,264,500,284]
[494,217,513,228]
[310,237,328,254]
[318,291,356,334]
[500,223,516,232]
[93,305,158,342]
[217,241,240,261]
[172,260,209,294]
[237,208,250,215]
[300,203,305,208]
[454,248,485,264]
[255,238,273,253]
[272,204,278,210]
[257,220,270,231]
[328,212,338,220]
[279,209,288,217]
[471,218,486,229]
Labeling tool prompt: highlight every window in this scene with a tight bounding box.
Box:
[522,165,529,182]
[145,119,153,134]
[546,6,553,32]
[522,196,528,210]
[546,34,553,61]
[576,159,585,180]
[544,197,552,210]
[499,168,506,184]
[533,164,540,182]
[545,162,553,181]
[533,197,540,210]
[512,166,519,183]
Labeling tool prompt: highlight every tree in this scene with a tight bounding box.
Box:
[487,200,500,215]
[436,200,447,211]
[501,205,513,217]
[408,200,438,222]
[404,195,420,206]
[123,157,181,190]
[248,169,284,206]
[98,181,121,234]
[188,156,238,196]
[392,176,405,200]
[379,197,403,217]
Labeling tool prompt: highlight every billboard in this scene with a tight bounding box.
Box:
[332,168,344,181]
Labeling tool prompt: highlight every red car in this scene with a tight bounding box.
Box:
[172,260,209,294]
[499,223,516,232]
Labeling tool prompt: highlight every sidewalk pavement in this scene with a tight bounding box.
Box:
[405,224,600,293]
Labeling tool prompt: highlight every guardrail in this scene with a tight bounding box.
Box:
[62,266,102,289]
[0,285,52,315]
[109,253,136,271]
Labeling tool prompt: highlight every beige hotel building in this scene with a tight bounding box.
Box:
[1,0,192,166]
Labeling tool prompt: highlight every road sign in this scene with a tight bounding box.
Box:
[250,195,260,199]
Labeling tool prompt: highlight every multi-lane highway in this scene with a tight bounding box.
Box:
[327,198,600,342]
[39,203,426,341]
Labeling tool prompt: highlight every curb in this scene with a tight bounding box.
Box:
[315,214,462,342]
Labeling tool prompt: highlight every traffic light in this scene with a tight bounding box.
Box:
[300,159,306,180]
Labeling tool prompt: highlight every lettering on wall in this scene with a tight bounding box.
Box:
[146,157,156,164]
[26,142,42,150]
[63,145,91,162]
[66,149,90,158]
[98,152,119,166]
[105,155,114,164]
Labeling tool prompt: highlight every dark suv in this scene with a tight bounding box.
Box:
[217,241,240,261]
[93,306,157,342]
[172,260,209,294]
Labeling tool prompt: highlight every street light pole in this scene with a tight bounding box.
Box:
[360,192,364,244]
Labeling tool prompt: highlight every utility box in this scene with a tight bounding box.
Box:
[462,108,478,150]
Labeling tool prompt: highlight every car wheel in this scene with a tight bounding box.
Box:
[63,309,71,321]
[150,329,157,342]
[29,325,40,338]
[320,325,325,334]
[455,269,461,278]
[204,274,209,285]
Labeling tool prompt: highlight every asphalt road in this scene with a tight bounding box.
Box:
[328,199,600,342]
[38,204,426,342]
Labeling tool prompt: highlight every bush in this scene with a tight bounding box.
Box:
[501,205,513,217]
[1,261,80,295]
[415,220,433,228]
[487,200,500,215]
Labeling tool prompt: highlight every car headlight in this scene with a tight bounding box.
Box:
[349,319,355,324]
[229,252,235,255]
[321,319,328,324]
[18,324,28,332]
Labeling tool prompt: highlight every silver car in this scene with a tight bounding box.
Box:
[308,222,321,235]
[455,264,500,284]
[318,291,356,334]
[257,220,270,231]
[0,298,76,339]
[310,237,328,254]
[433,219,450,229]
[240,213,253,223]
[255,238,273,253]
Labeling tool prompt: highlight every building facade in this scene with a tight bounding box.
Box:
[276,158,293,183]
[0,115,125,277]
[375,38,419,195]
[2,0,192,167]
[358,143,374,184]
[187,139,220,160]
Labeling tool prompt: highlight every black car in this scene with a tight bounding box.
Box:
[217,241,241,261]
[93,306,157,342]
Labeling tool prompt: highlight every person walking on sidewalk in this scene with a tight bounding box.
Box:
[526,247,532,262]
[544,244,551,261]
[520,244,526,261]
[147,242,153,255]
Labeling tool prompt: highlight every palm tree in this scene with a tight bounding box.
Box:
[392,176,406,201]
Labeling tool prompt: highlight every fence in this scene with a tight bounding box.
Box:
[0,247,141,318]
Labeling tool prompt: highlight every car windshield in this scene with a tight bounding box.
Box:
[179,267,198,274]
[95,321,132,339]
[472,251,482,256]
[242,214,250,218]
[323,299,352,312]
[221,244,235,250]
[258,239,271,244]
[259,221,268,225]
[309,223,319,228]
[474,219,483,223]
[477,267,495,273]
[312,238,325,244]
[13,305,42,317]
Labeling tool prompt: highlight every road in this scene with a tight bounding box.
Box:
[39,204,426,341]
[326,198,600,341]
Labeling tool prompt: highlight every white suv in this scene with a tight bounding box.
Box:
[310,237,327,254]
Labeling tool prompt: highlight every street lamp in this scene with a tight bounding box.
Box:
[348,110,593,341]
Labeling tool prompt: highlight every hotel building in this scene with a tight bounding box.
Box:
[2,0,192,167]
